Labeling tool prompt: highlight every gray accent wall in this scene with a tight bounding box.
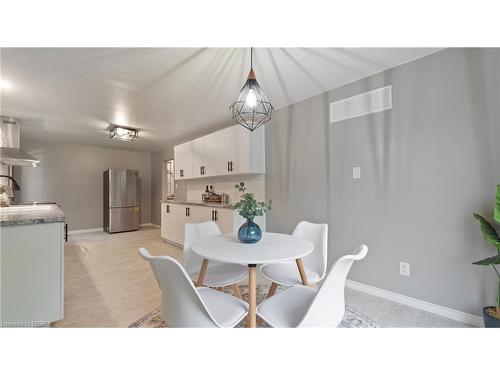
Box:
[13,140,152,230]
[265,48,499,316]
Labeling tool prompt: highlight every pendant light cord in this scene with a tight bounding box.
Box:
[250,47,253,70]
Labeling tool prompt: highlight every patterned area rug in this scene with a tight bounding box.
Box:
[129,285,379,328]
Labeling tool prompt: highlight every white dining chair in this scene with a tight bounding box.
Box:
[260,221,328,297]
[184,221,247,298]
[256,244,368,328]
[139,248,248,328]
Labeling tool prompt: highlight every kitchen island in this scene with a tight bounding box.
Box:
[0,203,65,326]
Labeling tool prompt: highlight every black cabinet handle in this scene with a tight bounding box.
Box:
[214,210,218,221]
[64,223,68,242]
[180,169,184,177]
[166,205,170,213]
[211,210,214,221]
[187,207,190,216]
[227,161,230,172]
[230,161,234,171]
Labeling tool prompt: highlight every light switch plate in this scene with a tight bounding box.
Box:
[353,167,361,179]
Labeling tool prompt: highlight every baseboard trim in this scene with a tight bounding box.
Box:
[345,279,483,327]
[68,227,102,235]
[69,223,159,234]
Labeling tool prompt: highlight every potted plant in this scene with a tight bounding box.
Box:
[472,185,500,327]
[233,182,271,243]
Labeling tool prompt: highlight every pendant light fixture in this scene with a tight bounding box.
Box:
[229,48,274,132]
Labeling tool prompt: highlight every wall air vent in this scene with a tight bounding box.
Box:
[330,85,392,123]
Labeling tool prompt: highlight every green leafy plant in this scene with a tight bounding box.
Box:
[472,185,500,319]
[233,182,271,220]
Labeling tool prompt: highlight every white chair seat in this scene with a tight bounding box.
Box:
[198,287,248,327]
[256,286,316,328]
[189,263,247,288]
[260,261,321,286]
[257,245,369,328]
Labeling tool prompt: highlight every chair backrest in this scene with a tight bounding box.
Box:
[183,221,221,275]
[293,221,328,279]
[298,244,368,327]
[138,248,220,327]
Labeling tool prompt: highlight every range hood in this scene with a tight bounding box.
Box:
[0,116,40,167]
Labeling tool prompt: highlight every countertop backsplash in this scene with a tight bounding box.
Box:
[184,174,265,205]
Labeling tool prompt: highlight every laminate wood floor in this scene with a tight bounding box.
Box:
[54,227,471,328]
[53,227,181,327]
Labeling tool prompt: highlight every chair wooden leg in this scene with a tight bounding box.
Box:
[196,259,209,287]
[232,284,242,299]
[296,258,309,286]
[267,282,278,298]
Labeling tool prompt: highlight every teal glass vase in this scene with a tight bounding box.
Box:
[238,218,262,243]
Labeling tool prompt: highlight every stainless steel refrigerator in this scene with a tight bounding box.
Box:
[103,169,140,233]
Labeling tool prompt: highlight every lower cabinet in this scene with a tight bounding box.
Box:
[0,222,64,324]
[160,202,266,246]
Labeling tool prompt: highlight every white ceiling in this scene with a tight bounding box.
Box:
[0,48,440,152]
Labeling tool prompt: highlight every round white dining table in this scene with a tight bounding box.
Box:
[191,232,313,328]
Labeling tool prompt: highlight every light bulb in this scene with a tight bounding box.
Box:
[245,88,257,108]
[0,80,12,89]
[116,127,129,136]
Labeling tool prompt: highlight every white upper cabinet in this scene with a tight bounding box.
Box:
[191,137,204,178]
[175,125,264,180]
[174,142,193,179]
[202,133,218,177]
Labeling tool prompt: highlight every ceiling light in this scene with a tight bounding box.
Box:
[0,80,12,89]
[109,125,138,142]
[229,48,274,132]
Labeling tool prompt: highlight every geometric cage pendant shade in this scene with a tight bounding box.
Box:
[229,48,274,131]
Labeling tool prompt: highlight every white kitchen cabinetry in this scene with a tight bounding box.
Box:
[0,222,64,324]
[174,142,192,179]
[216,208,236,234]
[162,203,188,245]
[191,138,204,178]
[160,202,265,247]
[174,124,264,180]
[203,133,218,177]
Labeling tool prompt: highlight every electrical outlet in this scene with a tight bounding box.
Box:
[400,262,410,277]
[353,167,361,179]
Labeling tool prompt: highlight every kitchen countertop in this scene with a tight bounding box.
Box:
[161,200,234,209]
[0,203,66,226]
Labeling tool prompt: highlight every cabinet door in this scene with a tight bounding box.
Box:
[174,142,192,179]
[1,222,64,323]
[188,205,211,224]
[191,138,204,178]
[216,127,234,175]
[165,204,188,245]
[203,133,218,177]
[161,203,168,239]
[216,208,236,234]
[232,125,265,174]
[232,125,250,174]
